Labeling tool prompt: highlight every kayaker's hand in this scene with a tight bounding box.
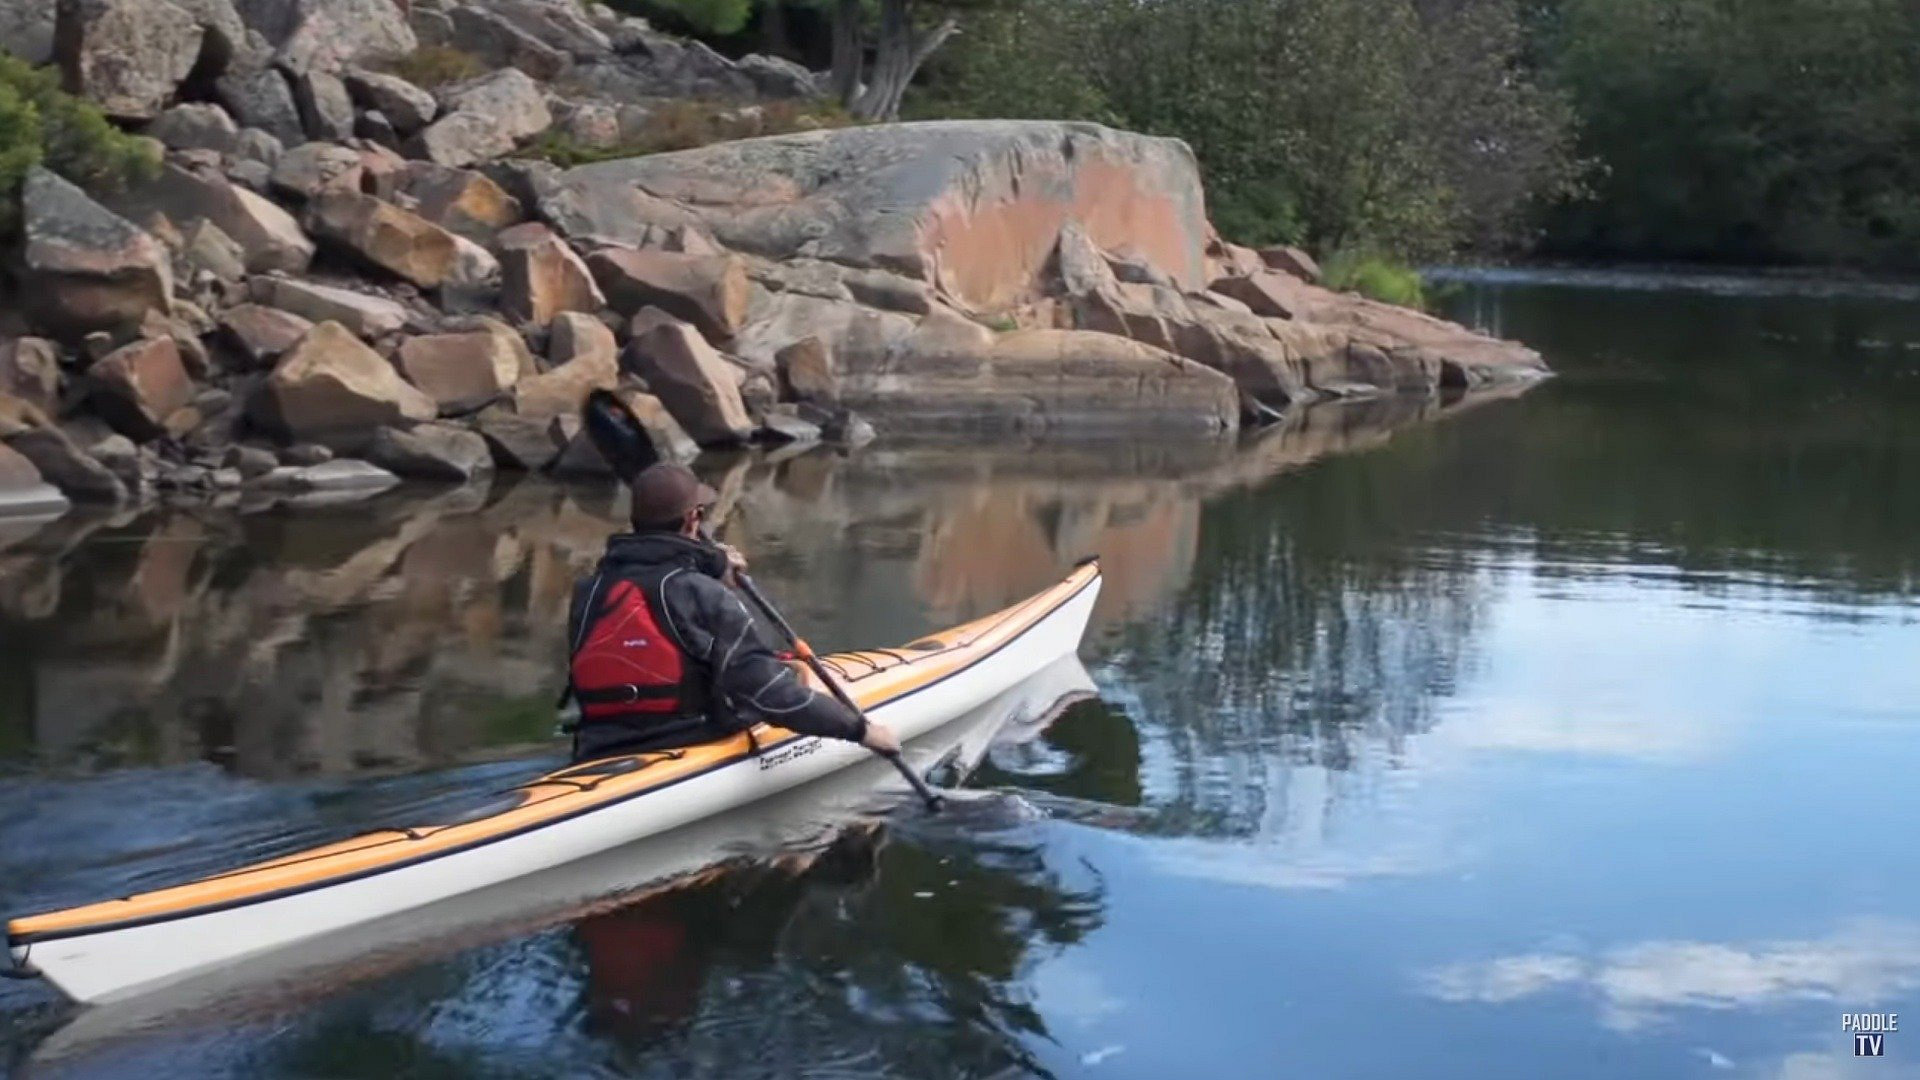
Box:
[719,543,749,575]
[860,721,901,756]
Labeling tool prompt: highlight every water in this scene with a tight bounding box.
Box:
[4,272,1919,1078]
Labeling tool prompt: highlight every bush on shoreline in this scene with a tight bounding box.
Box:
[1321,250,1426,309]
[0,56,160,237]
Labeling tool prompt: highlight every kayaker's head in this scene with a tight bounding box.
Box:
[628,462,719,536]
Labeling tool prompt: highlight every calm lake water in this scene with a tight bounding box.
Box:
[4,271,1919,1078]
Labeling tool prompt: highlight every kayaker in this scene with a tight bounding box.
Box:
[565,462,903,763]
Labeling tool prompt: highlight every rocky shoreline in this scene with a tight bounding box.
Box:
[0,0,1546,522]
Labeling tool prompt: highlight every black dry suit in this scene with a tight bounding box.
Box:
[565,532,867,761]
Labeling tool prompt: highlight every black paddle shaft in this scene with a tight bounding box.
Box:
[732,573,945,812]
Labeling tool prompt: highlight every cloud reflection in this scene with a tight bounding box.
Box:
[1420,918,1920,1031]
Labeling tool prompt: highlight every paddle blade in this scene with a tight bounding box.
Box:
[583,389,657,483]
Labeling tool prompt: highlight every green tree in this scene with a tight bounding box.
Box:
[920,0,1578,257]
[1542,0,1920,267]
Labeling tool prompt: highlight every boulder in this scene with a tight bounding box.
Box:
[181,219,248,283]
[307,192,461,289]
[588,249,748,342]
[847,328,1238,436]
[411,69,552,167]
[446,234,502,292]
[615,388,698,464]
[273,0,417,72]
[757,404,821,445]
[343,67,437,134]
[20,169,173,341]
[624,320,752,446]
[736,53,818,99]
[0,401,126,502]
[497,223,603,327]
[113,161,314,273]
[145,103,242,154]
[405,164,524,241]
[215,68,306,147]
[254,278,407,338]
[291,68,355,143]
[472,405,567,470]
[1258,244,1322,284]
[512,346,617,419]
[0,442,69,519]
[254,321,436,437]
[253,458,399,493]
[1,0,56,66]
[544,121,1212,311]
[774,337,837,405]
[354,143,411,201]
[88,337,194,440]
[54,0,205,121]
[395,320,530,413]
[218,303,313,367]
[270,141,365,201]
[446,3,568,80]
[223,443,280,478]
[0,339,62,415]
[362,423,492,482]
[235,127,286,168]
[1209,272,1305,320]
[549,312,616,367]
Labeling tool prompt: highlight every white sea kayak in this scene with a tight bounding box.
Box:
[8,560,1102,1005]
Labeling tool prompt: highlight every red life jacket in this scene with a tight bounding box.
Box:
[569,577,695,722]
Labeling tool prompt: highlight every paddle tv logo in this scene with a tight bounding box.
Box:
[1845,1013,1896,1057]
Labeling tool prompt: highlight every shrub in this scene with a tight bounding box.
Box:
[381,46,487,89]
[526,99,855,167]
[1321,249,1426,309]
[0,56,160,235]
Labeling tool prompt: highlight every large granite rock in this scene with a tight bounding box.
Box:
[0,339,61,416]
[411,69,552,167]
[362,422,493,481]
[270,142,364,201]
[843,329,1239,436]
[215,68,306,148]
[588,249,748,342]
[307,191,461,288]
[254,321,437,437]
[497,223,603,328]
[113,161,314,273]
[54,0,205,121]
[545,121,1213,311]
[254,278,407,338]
[343,68,437,134]
[88,336,194,440]
[405,164,524,241]
[624,319,753,446]
[0,442,69,519]
[396,320,530,413]
[146,103,242,154]
[20,169,173,341]
[218,303,313,367]
[271,0,417,72]
[1,0,56,66]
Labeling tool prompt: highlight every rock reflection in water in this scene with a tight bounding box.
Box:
[0,391,1507,780]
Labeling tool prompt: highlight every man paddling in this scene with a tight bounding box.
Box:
[565,461,903,763]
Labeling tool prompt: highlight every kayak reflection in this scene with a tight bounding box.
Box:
[27,656,1099,1071]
